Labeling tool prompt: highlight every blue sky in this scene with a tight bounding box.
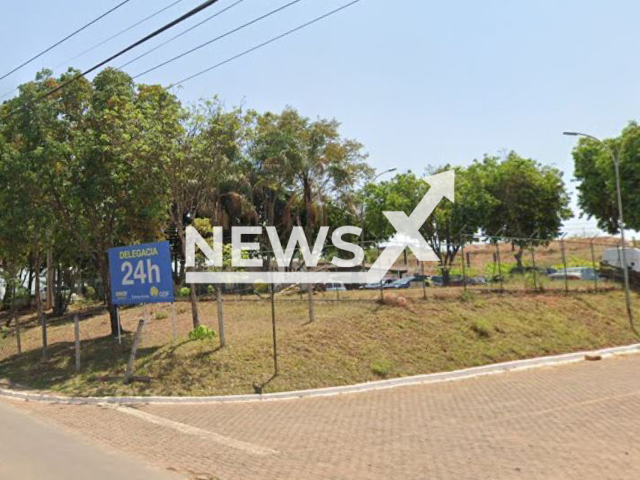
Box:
[2,0,639,237]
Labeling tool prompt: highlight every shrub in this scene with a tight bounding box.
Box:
[14,287,30,299]
[207,285,215,295]
[460,291,476,303]
[471,319,492,338]
[189,325,217,342]
[253,283,269,295]
[179,287,191,297]
[371,359,393,378]
[84,286,96,300]
[155,311,169,320]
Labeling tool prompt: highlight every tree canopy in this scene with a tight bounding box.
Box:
[572,123,640,234]
[0,67,576,339]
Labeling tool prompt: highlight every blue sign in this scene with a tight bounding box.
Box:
[108,241,174,305]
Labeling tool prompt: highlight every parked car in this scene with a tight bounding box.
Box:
[384,275,429,289]
[549,267,597,281]
[428,275,466,287]
[324,281,347,292]
[362,278,396,289]
[466,276,488,286]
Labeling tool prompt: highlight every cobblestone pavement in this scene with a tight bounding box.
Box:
[4,354,640,479]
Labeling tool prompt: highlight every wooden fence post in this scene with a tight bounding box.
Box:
[124,307,148,385]
[561,239,569,295]
[590,240,599,293]
[74,314,81,372]
[171,302,177,342]
[217,285,225,348]
[14,311,21,355]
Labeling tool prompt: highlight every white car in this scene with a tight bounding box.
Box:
[324,281,347,292]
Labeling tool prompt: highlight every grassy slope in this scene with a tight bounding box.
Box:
[0,290,638,397]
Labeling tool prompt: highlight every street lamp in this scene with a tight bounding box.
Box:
[563,131,636,334]
[360,167,398,252]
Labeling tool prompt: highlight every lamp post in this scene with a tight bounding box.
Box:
[563,131,636,334]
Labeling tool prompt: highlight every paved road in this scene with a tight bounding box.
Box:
[3,354,640,479]
[0,400,182,480]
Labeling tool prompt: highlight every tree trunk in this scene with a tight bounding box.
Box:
[303,180,316,323]
[35,253,48,361]
[514,246,525,269]
[189,284,200,329]
[99,261,121,337]
[442,268,451,287]
[216,285,225,347]
[45,249,53,310]
[1,283,12,312]
[27,256,34,306]
[177,221,199,330]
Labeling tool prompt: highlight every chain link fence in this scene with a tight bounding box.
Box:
[177,236,637,304]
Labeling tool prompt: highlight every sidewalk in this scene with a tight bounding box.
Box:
[5,354,640,479]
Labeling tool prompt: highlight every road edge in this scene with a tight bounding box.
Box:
[2,343,639,405]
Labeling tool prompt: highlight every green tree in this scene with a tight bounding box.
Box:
[167,99,247,330]
[0,69,87,358]
[70,69,182,336]
[363,167,488,284]
[479,153,572,267]
[248,108,370,321]
[572,123,640,233]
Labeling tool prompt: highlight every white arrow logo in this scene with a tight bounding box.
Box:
[186,170,455,284]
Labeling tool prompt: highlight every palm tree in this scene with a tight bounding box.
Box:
[250,108,370,322]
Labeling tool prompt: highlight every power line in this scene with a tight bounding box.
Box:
[55,0,185,73]
[170,0,362,88]
[132,0,304,80]
[0,0,222,120]
[0,0,186,102]
[120,0,246,70]
[0,0,133,81]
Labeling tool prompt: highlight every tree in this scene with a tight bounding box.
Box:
[0,69,84,358]
[167,99,247,330]
[0,134,29,339]
[70,69,182,336]
[572,123,640,233]
[479,153,572,267]
[248,108,370,321]
[363,167,488,284]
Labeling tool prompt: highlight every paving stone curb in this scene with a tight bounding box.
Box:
[2,343,639,405]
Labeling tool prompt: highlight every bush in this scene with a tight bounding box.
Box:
[253,283,269,295]
[471,319,492,338]
[188,325,217,342]
[84,286,96,300]
[14,286,30,299]
[207,285,215,295]
[179,287,191,297]
[371,359,393,378]
[155,311,169,320]
[460,291,476,303]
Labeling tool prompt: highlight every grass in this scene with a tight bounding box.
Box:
[0,288,638,397]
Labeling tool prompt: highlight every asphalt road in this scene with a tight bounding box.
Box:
[0,400,182,480]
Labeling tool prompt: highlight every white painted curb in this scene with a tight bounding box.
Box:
[1,343,639,405]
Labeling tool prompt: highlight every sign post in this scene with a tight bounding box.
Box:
[108,241,174,384]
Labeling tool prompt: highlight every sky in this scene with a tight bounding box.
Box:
[2,0,639,238]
